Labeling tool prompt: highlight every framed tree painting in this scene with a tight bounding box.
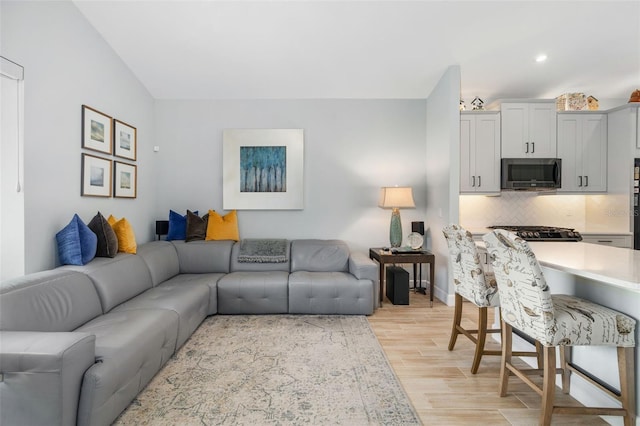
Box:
[82,105,112,154]
[114,161,137,198]
[81,153,111,197]
[223,129,304,210]
[113,119,137,160]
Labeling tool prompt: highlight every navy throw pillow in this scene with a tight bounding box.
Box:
[166,209,198,241]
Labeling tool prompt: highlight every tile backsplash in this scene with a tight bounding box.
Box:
[459,192,630,233]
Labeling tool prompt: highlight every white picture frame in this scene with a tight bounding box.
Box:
[223,129,304,210]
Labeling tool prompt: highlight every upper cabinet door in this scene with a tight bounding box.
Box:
[557,113,607,193]
[501,102,556,158]
[460,112,500,194]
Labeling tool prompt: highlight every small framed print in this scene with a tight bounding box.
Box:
[81,153,112,197]
[82,105,112,154]
[114,119,137,161]
[114,161,137,198]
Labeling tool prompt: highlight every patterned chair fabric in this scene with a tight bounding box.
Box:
[442,224,499,308]
[483,229,635,347]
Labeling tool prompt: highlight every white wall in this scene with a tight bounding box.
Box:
[1,1,156,273]
[1,60,25,280]
[153,99,427,254]
[425,66,461,305]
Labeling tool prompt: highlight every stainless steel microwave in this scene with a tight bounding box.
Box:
[501,158,561,190]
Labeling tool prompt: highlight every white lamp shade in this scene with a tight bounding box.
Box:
[378,186,415,209]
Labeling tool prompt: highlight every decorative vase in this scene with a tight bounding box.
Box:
[389,208,402,248]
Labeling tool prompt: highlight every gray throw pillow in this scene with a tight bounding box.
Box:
[88,211,118,257]
[185,210,208,242]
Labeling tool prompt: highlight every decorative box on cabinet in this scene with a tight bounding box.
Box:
[460,112,501,193]
[557,112,607,193]
[498,101,557,158]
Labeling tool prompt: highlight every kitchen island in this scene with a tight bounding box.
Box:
[495,241,639,425]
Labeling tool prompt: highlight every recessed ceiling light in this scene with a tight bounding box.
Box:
[536,54,548,63]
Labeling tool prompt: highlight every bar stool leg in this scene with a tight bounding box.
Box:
[448,293,463,351]
[560,345,571,394]
[499,320,512,397]
[471,306,488,374]
[540,345,556,426]
[618,347,636,426]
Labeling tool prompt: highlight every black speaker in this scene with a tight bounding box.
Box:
[155,220,169,240]
[411,221,425,235]
[386,266,409,305]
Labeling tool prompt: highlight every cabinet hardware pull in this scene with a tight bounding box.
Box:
[531,142,535,153]
[585,176,589,187]
[525,142,529,153]
[597,240,613,243]
[472,176,476,187]
[478,176,481,187]
[578,176,583,187]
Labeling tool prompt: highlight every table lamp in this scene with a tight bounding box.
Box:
[378,186,415,248]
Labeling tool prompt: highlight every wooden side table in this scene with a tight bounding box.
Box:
[369,248,436,307]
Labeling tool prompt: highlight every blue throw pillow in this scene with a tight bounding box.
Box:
[56,214,98,265]
[166,209,197,241]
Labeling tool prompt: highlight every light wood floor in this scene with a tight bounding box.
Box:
[367,292,609,425]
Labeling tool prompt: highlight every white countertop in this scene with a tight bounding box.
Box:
[527,242,640,292]
[477,240,640,292]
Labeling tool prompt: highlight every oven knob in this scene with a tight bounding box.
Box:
[525,232,532,238]
[567,231,574,237]
[533,232,540,238]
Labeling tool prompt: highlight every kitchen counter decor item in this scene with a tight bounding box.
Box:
[629,89,640,103]
[556,92,588,111]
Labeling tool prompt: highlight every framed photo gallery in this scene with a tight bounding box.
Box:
[81,105,137,198]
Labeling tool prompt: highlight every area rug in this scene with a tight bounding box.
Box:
[114,315,420,425]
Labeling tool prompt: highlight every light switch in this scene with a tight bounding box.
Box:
[153,146,160,152]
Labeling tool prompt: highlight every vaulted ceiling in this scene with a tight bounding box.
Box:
[73,0,640,102]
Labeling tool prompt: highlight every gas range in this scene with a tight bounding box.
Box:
[487,225,582,242]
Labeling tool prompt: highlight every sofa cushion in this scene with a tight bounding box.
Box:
[169,273,223,316]
[61,254,153,313]
[75,309,178,426]
[56,214,97,266]
[113,280,209,349]
[290,239,350,272]
[288,271,374,315]
[0,269,102,331]
[229,240,291,272]
[87,211,118,258]
[171,240,234,273]
[136,241,180,286]
[217,271,289,314]
[205,209,239,241]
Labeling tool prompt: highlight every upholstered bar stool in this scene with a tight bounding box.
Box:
[443,225,540,374]
[483,229,636,426]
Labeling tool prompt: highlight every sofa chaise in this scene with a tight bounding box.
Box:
[0,239,377,426]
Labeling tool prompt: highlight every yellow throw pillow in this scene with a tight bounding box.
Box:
[107,215,137,254]
[205,210,239,241]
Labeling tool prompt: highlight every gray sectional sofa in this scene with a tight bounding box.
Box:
[0,239,377,426]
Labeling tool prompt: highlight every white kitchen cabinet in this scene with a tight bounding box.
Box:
[581,234,633,248]
[557,113,607,193]
[500,101,557,158]
[460,112,500,193]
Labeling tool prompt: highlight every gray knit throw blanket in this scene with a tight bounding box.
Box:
[237,239,288,263]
